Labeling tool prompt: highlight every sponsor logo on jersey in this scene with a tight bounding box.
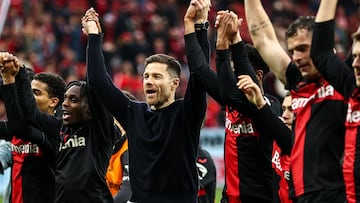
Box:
[225,119,255,134]
[346,103,360,123]
[272,150,282,171]
[12,143,39,154]
[292,85,334,110]
[284,171,290,181]
[59,135,86,150]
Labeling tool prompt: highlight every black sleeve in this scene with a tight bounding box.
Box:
[87,34,130,127]
[310,19,355,99]
[231,42,258,84]
[216,48,255,113]
[184,33,208,128]
[2,71,60,158]
[194,30,223,105]
[19,124,60,159]
[0,121,10,140]
[257,105,292,155]
[15,66,37,121]
[1,83,26,134]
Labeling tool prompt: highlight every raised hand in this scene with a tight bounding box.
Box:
[0,52,20,84]
[184,0,211,23]
[81,7,101,35]
[236,75,266,109]
[195,0,211,23]
[215,11,240,43]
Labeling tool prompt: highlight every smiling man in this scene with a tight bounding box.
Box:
[244,0,347,202]
[82,1,209,202]
[0,53,116,202]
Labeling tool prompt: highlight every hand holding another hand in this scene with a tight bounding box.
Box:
[0,52,20,84]
[81,7,102,35]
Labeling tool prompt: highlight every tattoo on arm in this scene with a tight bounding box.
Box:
[250,19,271,35]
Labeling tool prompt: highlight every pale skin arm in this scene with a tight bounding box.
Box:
[184,0,211,35]
[315,0,338,22]
[244,0,291,85]
[237,75,266,109]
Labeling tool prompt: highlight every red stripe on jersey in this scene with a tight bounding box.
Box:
[224,119,241,201]
[224,107,244,203]
[343,127,357,203]
[290,101,311,196]
[290,79,345,197]
[11,136,44,203]
[344,97,360,203]
[272,142,293,203]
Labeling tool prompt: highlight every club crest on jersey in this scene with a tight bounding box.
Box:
[59,135,86,150]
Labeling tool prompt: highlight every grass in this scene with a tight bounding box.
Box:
[215,187,223,202]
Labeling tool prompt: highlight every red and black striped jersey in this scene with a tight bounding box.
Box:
[286,63,347,197]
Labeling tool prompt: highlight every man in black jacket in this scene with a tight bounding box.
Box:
[81,0,210,202]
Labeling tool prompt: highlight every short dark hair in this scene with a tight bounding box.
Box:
[34,73,66,107]
[144,54,181,78]
[245,44,270,74]
[65,80,87,100]
[285,16,315,39]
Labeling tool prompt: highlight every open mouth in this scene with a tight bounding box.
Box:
[298,64,308,69]
[146,89,156,97]
[62,110,71,120]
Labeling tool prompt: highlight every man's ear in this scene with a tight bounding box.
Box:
[171,78,180,90]
[255,70,263,81]
[49,97,60,109]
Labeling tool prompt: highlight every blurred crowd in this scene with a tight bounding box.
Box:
[0,0,358,127]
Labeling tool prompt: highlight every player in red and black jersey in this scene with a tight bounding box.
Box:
[0,58,66,203]
[186,9,281,202]
[310,1,360,202]
[244,1,347,202]
[271,93,293,203]
[0,52,116,202]
[189,10,280,202]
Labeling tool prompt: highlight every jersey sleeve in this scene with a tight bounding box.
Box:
[310,19,355,99]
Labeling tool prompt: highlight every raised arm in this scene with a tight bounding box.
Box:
[0,53,26,133]
[310,0,354,98]
[244,0,291,84]
[0,53,60,157]
[215,11,254,112]
[237,75,292,154]
[183,0,209,126]
[82,8,131,126]
[315,0,338,23]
